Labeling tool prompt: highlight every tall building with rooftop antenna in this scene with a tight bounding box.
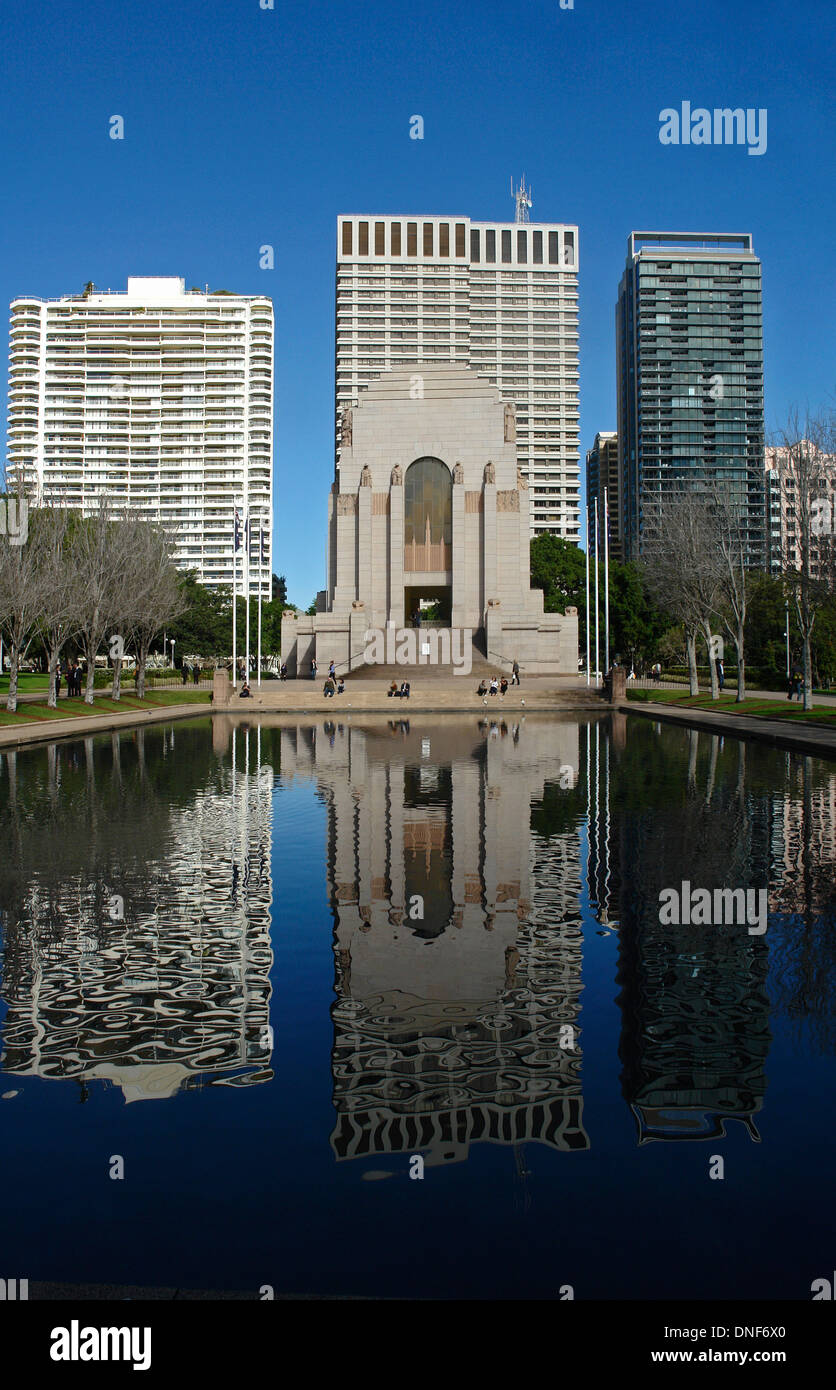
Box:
[335,188,580,543]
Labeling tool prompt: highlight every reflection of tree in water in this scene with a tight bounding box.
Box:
[0,723,221,974]
[610,726,773,1139]
[606,724,836,1137]
[0,721,277,1096]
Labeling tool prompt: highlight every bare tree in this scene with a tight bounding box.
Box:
[105,516,139,703]
[0,510,48,713]
[72,501,123,706]
[776,407,836,711]
[36,507,81,708]
[125,518,187,698]
[709,490,751,703]
[642,491,722,696]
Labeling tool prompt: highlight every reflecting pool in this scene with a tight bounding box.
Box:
[0,713,834,1298]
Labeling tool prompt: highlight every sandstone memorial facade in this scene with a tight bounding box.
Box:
[282,367,578,675]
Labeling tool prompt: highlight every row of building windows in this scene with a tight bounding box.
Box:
[340,221,576,266]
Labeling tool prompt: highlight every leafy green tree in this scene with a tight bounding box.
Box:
[530,535,673,669]
[530,534,586,612]
[167,573,232,655]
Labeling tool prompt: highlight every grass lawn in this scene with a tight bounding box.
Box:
[0,673,50,695]
[627,689,836,724]
[0,689,211,727]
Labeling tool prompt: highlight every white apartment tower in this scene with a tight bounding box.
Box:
[336,205,580,541]
[6,277,273,595]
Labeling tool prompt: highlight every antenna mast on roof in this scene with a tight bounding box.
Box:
[511,175,533,223]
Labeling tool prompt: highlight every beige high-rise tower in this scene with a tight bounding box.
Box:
[335,207,580,543]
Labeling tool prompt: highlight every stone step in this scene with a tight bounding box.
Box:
[218,683,607,713]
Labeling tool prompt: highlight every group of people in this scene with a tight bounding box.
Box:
[56,660,84,697]
[324,675,346,697]
[181,662,204,685]
[477,675,510,697]
[477,663,519,697]
[387,680,411,699]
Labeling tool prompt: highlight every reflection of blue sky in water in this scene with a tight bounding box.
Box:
[0,715,833,1298]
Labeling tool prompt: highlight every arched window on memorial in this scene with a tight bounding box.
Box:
[404,457,452,572]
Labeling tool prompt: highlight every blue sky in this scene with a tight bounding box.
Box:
[0,0,832,606]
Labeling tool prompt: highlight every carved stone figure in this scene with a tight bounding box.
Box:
[452,460,464,483]
[341,407,353,447]
[504,402,516,442]
[484,460,496,484]
[360,464,372,487]
[390,463,403,486]
[517,465,528,490]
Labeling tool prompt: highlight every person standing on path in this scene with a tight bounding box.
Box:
[716,656,725,692]
[511,660,520,687]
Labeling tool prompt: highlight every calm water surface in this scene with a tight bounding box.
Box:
[0,712,834,1299]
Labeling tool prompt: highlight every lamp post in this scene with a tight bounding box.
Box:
[170,638,175,673]
[785,599,790,679]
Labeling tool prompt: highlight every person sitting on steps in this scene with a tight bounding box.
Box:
[477,679,488,696]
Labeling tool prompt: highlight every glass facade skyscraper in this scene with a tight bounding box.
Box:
[615,232,766,564]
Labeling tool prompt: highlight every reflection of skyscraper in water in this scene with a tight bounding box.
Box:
[0,724,274,1101]
[280,717,588,1167]
[607,726,771,1142]
[767,758,836,1053]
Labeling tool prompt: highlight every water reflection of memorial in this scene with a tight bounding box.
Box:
[0,723,275,1101]
[281,716,588,1167]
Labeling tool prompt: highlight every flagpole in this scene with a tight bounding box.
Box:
[604,486,610,673]
[594,512,600,687]
[245,511,251,684]
[232,504,238,688]
[257,521,263,689]
[584,508,589,686]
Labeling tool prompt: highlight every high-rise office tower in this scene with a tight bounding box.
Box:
[585,430,620,560]
[615,232,765,564]
[335,198,580,542]
[6,277,273,594]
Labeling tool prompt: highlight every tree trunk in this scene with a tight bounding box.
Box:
[802,632,813,711]
[702,621,718,699]
[736,621,746,702]
[47,650,59,709]
[686,629,699,695]
[7,646,20,713]
[84,652,96,705]
[137,642,148,699]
